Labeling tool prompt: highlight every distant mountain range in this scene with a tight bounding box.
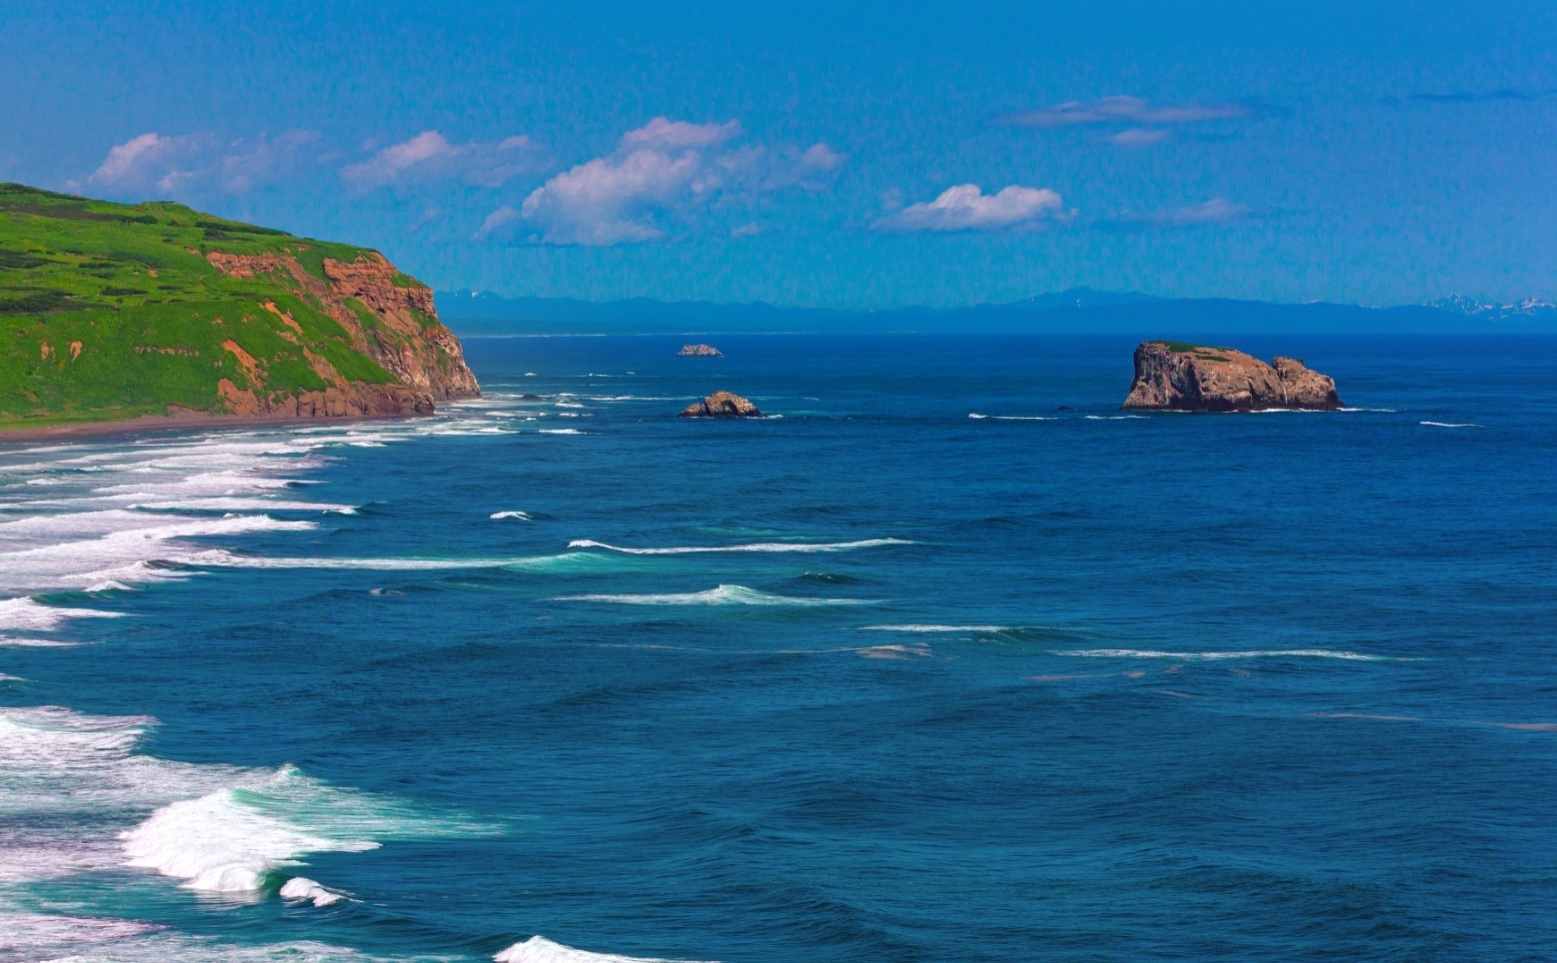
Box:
[1426,295,1557,323]
[435,288,1555,337]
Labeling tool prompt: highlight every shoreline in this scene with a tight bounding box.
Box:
[0,410,427,445]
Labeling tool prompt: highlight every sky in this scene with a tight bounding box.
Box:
[0,0,1553,309]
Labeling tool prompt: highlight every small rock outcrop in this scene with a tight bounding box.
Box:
[677,343,723,357]
[1122,341,1342,411]
[679,391,763,418]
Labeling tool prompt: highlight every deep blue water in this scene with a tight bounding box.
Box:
[2,334,1555,962]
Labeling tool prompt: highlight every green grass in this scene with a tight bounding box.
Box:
[1152,340,1236,362]
[0,182,432,427]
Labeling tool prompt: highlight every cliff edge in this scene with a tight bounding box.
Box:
[1122,341,1341,411]
[0,183,478,431]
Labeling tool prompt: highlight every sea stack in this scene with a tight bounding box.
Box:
[1122,341,1342,411]
[679,391,763,418]
[678,343,723,357]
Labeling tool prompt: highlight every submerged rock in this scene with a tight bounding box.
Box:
[678,343,723,357]
[679,391,763,418]
[1122,341,1342,411]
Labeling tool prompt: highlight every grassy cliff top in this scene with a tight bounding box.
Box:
[0,183,449,430]
[1150,340,1237,362]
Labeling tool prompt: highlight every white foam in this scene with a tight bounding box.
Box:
[1056,648,1397,661]
[191,550,592,571]
[1420,421,1481,428]
[0,597,121,633]
[556,584,876,606]
[968,413,1054,421]
[496,936,713,963]
[491,511,534,520]
[0,909,161,956]
[1084,415,1148,420]
[568,538,913,555]
[278,876,345,907]
[861,624,1016,633]
[121,762,485,895]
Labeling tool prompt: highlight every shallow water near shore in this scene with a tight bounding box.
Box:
[2,333,1555,961]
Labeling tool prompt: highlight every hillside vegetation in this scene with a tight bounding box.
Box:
[0,183,476,430]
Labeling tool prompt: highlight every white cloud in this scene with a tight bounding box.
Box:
[79,133,203,191]
[219,130,322,192]
[341,130,544,190]
[342,131,457,188]
[619,118,743,152]
[476,206,523,239]
[73,130,318,197]
[492,117,843,246]
[998,96,1248,129]
[1107,198,1250,229]
[1108,128,1171,148]
[875,184,1066,233]
[1145,197,1248,226]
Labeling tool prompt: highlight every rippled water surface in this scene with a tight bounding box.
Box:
[2,334,1555,962]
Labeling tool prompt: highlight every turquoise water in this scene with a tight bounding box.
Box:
[2,334,1555,962]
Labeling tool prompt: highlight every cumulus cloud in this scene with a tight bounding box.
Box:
[73,130,319,196]
[996,96,1250,129]
[341,131,543,190]
[874,184,1066,233]
[489,117,843,245]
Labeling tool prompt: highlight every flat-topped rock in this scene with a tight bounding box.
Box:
[679,391,763,418]
[677,343,723,357]
[1122,341,1342,411]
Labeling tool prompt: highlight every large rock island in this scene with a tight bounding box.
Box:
[679,391,763,418]
[1122,341,1342,412]
[0,183,477,432]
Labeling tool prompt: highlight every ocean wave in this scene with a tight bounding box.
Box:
[496,936,713,963]
[968,413,1055,421]
[796,571,863,584]
[540,428,586,435]
[0,596,122,633]
[568,538,913,555]
[1055,648,1397,661]
[1420,421,1481,428]
[491,510,534,520]
[555,584,876,606]
[860,624,1017,633]
[277,876,346,907]
[1084,415,1147,420]
[121,762,488,895]
[193,549,609,573]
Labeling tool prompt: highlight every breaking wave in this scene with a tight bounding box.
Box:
[496,936,713,963]
[568,538,913,555]
[555,584,877,606]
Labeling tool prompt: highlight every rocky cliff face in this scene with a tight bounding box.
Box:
[1122,341,1341,411]
[206,250,478,416]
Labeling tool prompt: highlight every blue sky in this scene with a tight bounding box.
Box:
[1,0,1552,308]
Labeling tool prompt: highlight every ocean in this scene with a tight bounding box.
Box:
[2,333,1554,962]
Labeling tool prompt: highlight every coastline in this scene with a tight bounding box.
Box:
[0,410,429,445]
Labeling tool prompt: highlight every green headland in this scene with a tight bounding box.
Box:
[0,183,476,433]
